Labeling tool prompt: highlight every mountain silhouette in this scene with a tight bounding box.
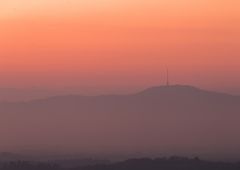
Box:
[0,85,240,159]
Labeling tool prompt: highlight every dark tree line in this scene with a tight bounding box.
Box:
[1,157,240,170]
[0,161,60,170]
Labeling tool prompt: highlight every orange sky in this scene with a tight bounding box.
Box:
[0,0,240,94]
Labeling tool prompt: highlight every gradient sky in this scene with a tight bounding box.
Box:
[0,0,240,94]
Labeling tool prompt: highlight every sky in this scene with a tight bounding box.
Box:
[0,0,240,94]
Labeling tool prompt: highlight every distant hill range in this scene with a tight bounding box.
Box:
[0,85,240,159]
[0,88,61,102]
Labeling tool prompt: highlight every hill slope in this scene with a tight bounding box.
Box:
[0,85,240,158]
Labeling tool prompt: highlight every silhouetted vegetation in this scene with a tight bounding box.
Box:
[0,161,60,170]
[0,157,240,170]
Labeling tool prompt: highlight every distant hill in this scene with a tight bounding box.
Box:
[0,88,61,102]
[0,85,240,159]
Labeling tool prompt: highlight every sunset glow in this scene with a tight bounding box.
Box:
[0,0,240,93]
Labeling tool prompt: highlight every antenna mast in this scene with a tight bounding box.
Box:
[166,67,169,86]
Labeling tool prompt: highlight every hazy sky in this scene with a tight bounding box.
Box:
[0,0,240,94]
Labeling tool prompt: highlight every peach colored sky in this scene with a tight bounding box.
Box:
[0,0,240,94]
